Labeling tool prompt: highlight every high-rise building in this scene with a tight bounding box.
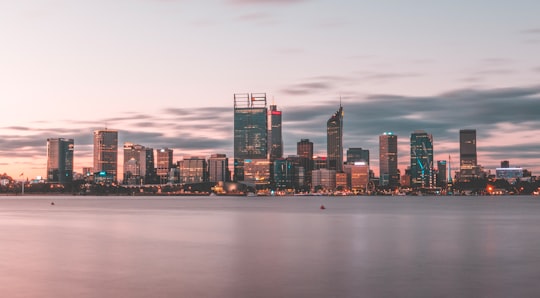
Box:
[208,154,230,183]
[93,129,118,182]
[410,130,434,188]
[123,143,154,185]
[47,138,74,183]
[437,160,447,187]
[379,132,399,187]
[156,148,173,184]
[346,148,370,165]
[501,160,510,168]
[273,158,295,190]
[327,106,344,172]
[297,139,313,187]
[268,105,283,162]
[459,129,477,180]
[234,93,268,182]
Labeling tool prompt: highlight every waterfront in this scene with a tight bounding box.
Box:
[1,196,540,297]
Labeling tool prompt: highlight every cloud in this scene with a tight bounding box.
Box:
[227,0,306,5]
[235,12,273,23]
[2,85,540,176]
[521,28,540,34]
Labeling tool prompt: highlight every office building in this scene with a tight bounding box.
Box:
[343,164,369,192]
[233,93,268,182]
[346,148,369,165]
[243,159,271,188]
[297,139,313,187]
[501,160,510,168]
[268,105,283,161]
[327,106,344,172]
[123,143,154,185]
[46,138,74,183]
[156,148,173,184]
[179,156,207,184]
[379,132,399,187]
[208,154,230,183]
[93,129,118,182]
[459,129,477,180]
[273,158,295,190]
[312,169,336,191]
[410,130,434,188]
[437,160,447,187]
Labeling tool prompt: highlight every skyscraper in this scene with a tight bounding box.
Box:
[327,105,344,172]
[379,132,399,187]
[93,129,118,182]
[233,93,268,182]
[47,138,74,183]
[459,129,477,180]
[410,130,434,188]
[297,139,314,188]
[268,105,283,162]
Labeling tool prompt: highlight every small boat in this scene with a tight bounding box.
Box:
[320,204,326,210]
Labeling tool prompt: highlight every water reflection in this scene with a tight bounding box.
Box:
[0,196,539,297]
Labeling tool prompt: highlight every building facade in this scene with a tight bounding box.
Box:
[208,154,230,183]
[47,138,74,183]
[178,156,208,184]
[93,129,118,182]
[156,148,173,184]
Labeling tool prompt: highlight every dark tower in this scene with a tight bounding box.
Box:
[327,106,344,172]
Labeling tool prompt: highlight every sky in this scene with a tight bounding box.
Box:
[1,0,540,180]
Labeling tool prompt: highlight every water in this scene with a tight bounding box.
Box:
[1,195,540,297]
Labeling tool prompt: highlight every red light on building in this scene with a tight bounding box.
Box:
[271,111,282,115]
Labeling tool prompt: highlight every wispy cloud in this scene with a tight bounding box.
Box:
[2,85,540,175]
[227,0,307,5]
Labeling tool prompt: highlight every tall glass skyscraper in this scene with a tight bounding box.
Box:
[93,129,118,182]
[233,93,268,182]
[268,105,283,162]
[379,132,399,187]
[327,106,344,172]
[459,129,477,180]
[410,130,434,188]
[47,138,74,183]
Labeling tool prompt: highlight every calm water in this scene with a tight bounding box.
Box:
[1,195,540,298]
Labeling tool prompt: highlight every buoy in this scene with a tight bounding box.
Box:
[320,204,326,210]
[51,202,55,206]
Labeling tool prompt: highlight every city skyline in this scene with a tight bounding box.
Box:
[1,1,540,179]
